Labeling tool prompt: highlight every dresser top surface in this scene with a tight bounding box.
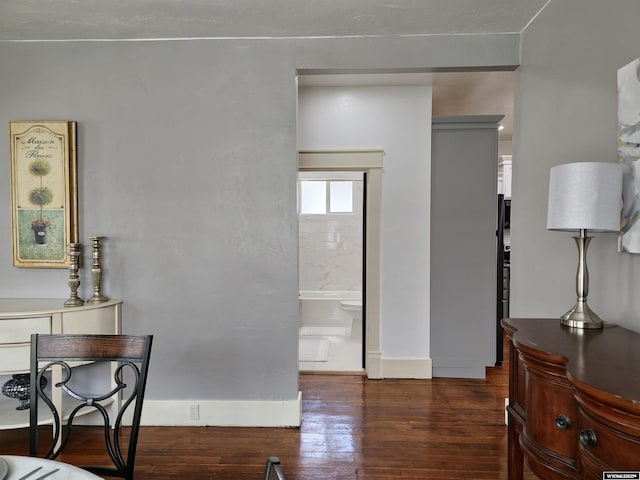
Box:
[503,317,640,407]
[0,298,122,317]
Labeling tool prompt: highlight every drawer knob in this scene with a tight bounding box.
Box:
[555,415,572,430]
[579,429,597,446]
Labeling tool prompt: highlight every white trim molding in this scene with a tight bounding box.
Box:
[139,391,302,427]
[380,357,432,379]
[299,150,384,379]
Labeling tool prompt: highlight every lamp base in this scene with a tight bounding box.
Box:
[561,301,604,329]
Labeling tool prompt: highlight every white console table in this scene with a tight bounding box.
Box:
[0,299,122,429]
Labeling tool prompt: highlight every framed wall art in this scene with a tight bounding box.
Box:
[9,121,78,268]
[618,58,640,253]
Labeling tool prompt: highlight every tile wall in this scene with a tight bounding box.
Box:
[298,178,364,292]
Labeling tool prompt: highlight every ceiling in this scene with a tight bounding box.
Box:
[0,0,551,140]
[0,0,550,40]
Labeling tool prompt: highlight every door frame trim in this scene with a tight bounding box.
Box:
[298,150,383,378]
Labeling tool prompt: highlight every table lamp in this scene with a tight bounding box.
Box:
[546,162,623,329]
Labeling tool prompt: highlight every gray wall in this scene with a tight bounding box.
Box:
[0,35,519,406]
[511,0,640,330]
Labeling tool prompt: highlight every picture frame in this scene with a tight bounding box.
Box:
[618,58,640,253]
[9,121,78,268]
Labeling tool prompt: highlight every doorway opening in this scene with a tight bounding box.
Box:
[297,170,365,372]
[298,151,383,378]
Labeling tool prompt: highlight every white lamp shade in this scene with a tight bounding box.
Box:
[547,162,622,232]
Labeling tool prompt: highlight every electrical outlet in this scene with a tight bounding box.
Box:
[189,404,199,420]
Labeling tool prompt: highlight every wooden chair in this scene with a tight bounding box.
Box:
[29,334,153,480]
[264,456,288,480]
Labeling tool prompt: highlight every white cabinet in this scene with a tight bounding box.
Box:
[0,299,122,429]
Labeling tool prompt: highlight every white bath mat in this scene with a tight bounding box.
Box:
[299,338,330,362]
[299,325,350,336]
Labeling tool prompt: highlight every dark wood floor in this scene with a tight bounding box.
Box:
[0,342,536,479]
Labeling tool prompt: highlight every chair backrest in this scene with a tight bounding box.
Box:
[30,334,153,480]
[264,456,288,480]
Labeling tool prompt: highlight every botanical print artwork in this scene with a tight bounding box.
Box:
[618,58,640,253]
[10,121,77,268]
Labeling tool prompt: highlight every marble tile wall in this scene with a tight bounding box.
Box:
[298,180,363,293]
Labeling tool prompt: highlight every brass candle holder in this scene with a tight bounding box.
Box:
[88,235,108,303]
[64,242,84,307]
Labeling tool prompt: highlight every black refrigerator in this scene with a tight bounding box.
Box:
[496,194,511,365]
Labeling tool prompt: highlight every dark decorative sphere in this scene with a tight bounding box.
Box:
[1,373,47,410]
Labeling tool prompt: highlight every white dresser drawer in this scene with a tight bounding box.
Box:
[0,344,31,373]
[0,317,51,344]
[62,306,118,334]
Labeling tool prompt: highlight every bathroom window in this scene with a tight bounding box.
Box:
[329,181,353,213]
[300,180,354,215]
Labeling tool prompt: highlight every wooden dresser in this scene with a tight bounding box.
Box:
[502,318,640,480]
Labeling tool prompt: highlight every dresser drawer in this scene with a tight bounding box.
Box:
[579,451,608,480]
[0,317,51,344]
[578,408,640,471]
[61,306,118,334]
[0,344,32,373]
[524,359,578,460]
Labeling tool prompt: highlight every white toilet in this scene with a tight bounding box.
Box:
[340,300,362,323]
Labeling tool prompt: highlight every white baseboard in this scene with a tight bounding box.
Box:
[380,356,432,379]
[366,350,382,378]
[367,351,432,379]
[139,391,302,427]
[133,355,432,428]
